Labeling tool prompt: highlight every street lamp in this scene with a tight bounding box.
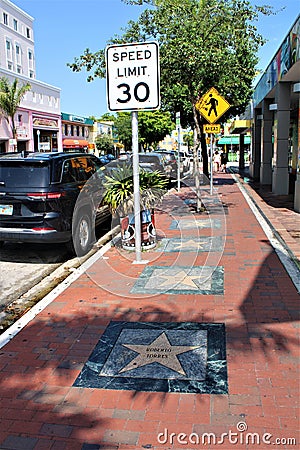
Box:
[36,130,40,152]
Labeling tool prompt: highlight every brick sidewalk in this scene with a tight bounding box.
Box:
[0,172,299,450]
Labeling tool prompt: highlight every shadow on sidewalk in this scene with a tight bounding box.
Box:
[0,241,299,448]
[0,175,299,448]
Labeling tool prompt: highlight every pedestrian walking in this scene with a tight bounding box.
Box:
[213,150,221,172]
[220,150,228,172]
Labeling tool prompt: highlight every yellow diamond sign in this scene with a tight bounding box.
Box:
[196,87,231,124]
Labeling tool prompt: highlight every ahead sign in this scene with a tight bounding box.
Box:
[106,42,160,111]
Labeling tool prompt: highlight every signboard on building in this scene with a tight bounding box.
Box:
[106,41,160,111]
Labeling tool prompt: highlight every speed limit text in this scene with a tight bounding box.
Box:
[113,49,152,78]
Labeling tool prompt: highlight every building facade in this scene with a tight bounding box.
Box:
[0,0,62,153]
[245,14,300,211]
[61,113,94,152]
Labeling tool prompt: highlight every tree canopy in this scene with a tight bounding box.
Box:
[68,0,274,174]
[99,110,174,151]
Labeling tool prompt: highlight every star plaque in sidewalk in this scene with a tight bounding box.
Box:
[73,322,228,394]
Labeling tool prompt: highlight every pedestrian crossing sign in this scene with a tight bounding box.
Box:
[196,87,231,124]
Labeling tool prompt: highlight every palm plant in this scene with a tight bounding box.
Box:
[103,163,168,217]
[0,77,31,149]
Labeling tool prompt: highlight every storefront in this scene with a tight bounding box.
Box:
[244,15,300,211]
[32,116,60,152]
[61,113,93,152]
[62,138,89,152]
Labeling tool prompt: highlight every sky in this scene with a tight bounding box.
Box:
[11,0,300,119]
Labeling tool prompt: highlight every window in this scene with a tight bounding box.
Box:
[17,66,21,74]
[3,13,8,25]
[61,160,78,183]
[7,62,12,71]
[18,115,23,125]
[6,40,11,51]
[16,44,21,64]
[26,27,30,38]
[70,125,74,135]
[64,124,68,135]
[29,70,34,79]
[13,19,17,31]
[77,126,80,136]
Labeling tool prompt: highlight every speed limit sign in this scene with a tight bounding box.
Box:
[106,41,160,111]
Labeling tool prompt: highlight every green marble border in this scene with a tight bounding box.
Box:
[73,321,228,394]
[131,266,224,295]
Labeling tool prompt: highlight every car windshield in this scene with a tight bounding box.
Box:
[0,161,50,188]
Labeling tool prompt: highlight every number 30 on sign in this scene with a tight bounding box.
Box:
[106,42,160,111]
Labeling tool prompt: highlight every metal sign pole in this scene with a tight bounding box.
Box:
[176,112,181,191]
[131,111,142,263]
[210,133,214,195]
[177,127,181,192]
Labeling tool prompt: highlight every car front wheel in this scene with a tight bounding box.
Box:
[73,212,93,257]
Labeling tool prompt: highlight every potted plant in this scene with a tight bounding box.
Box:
[102,163,168,250]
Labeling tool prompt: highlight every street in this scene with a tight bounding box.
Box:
[0,242,71,310]
[0,218,112,312]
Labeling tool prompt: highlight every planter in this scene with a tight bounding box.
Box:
[120,208,156,251]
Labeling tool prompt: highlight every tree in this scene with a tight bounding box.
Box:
[98,111,174,152]
[95,133,115,154]
[138,110,174,149]
[68,0,274,180]
[0,77,31,151]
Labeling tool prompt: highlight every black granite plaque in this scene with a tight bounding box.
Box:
[73,321,228,394]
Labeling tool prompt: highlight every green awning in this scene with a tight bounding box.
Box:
[218,136,251,145]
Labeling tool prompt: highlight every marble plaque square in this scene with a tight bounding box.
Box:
[169,218,222,230]
[157,236,223,252]
[73,322,228,394]
[130,266,224,295]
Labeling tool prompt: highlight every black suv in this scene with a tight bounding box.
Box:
[0,152,110,256]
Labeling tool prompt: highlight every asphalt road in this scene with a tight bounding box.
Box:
[0,241,72,310]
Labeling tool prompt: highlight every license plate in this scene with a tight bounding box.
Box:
[0,204,13,215]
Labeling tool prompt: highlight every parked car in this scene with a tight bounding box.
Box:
[178,150,191,174]
[133,152,172,179]
[156,150,178,179]
[97,154,116,165]
[0,152,110,256]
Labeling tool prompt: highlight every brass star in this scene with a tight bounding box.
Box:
[171,239,206,250]
[119,332,201,375]
[158,270,201,288]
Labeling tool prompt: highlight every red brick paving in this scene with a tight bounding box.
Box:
[0,172,299,450]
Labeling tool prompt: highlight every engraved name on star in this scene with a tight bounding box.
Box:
[119,332,201,375]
